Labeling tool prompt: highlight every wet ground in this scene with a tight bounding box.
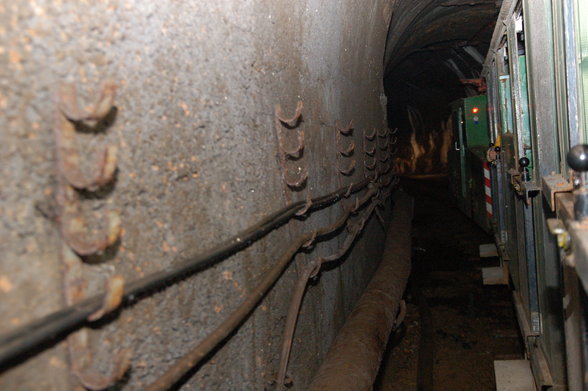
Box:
[375,177,523,391]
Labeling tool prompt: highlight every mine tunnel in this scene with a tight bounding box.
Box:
[0,0,572,390]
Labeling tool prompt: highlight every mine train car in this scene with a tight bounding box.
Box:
[448,95,493,234]
[448,0,588,389]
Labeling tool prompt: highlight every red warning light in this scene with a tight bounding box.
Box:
[472,107,480,114]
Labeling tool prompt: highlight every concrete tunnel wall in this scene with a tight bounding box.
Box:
[0,1,396,389]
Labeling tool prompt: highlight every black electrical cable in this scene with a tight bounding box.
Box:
[145,185,380,391]
[0,177,374,369]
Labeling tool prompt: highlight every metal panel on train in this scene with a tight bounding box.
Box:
[449,95,492,233]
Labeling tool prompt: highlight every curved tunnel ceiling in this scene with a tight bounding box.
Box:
[384,0,501,126]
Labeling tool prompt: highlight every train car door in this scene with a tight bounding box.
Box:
[507,8,542,335]
[449,105,471,217]
[498,73,520,271]
[463,95,492,233]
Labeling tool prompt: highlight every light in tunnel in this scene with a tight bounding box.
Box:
[472,107,479,114]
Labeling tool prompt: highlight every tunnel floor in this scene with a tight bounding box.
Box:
[375,177,524,391]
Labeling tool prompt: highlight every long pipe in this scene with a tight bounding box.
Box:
[307,190,413,391]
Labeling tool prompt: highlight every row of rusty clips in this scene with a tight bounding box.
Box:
[274,99,402,193]
[334,120,356,211]
[363,128,378,175]
[336,120,356,176]
[54,80,130,390]
[362,127,401,186]
[381,128,400,190]
[275,101,308,190]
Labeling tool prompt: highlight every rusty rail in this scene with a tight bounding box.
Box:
[306,190,413,391]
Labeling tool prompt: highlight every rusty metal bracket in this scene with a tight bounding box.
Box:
[58,186,121,256]
[336,132,355,157]
[510,174,541,205]
[277,129,305,159]
[337,159,356,176]
[68,328,132,391]
[542,174,573,212]
[63,247,131,391]
[363,128,376,141]
[283,167,308,189]
[276,101,304,127]
[56,82,118,191]
[275,101,308,190]
[59,81,117,122]
[335,120,353,136]
[363,137,376,156]
[364,156,377,171]
[377,135,389,151]
[302,231,318,250]
[347,196,361,214]
[295,194,313,217]
[378,154,390,163]
[521,182,541,202]
[88,275,125,322]
[365,168,379,182]
[344,183,354,198]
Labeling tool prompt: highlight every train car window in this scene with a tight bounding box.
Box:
[576,0,588,141]
[502,40,509,70]
[506,9,534,178]
[488,63,502,143]
[551,1,571,174]
[498,43,513,136]
[516,12,526,56]
[516,11,533,176]
[564,0,583,147]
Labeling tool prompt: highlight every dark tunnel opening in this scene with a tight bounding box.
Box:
[374,1,527,390]
[384,0,499,176]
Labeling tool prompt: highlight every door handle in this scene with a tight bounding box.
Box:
[454,141,460,151]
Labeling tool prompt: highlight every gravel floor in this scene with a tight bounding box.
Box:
[374,177,523,391]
